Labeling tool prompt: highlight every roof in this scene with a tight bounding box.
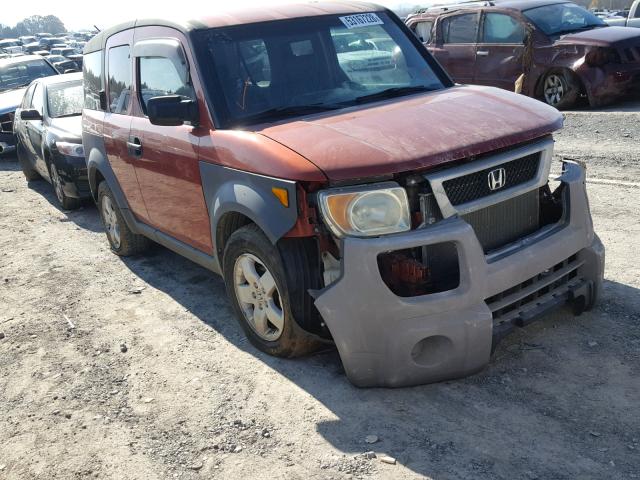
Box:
[86,0,385,53]
[36,72,82,86]
[492,0,569,11]
[408,0,569,18]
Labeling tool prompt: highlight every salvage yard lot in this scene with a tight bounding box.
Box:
[1,105,639,479]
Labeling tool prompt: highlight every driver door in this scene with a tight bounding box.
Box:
[25,82,48,177]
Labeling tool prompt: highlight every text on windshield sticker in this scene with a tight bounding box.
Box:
[339,13,384,29]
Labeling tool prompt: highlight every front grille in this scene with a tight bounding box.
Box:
[0,112,14,133]
[486,254,583,326]
[442,153,540,206]
[461,189,539,253]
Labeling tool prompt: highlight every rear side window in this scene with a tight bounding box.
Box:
[138,56,195,113]
[482,13,525,43]
[83,50,103,110]
[107,45,131,114]
[414,21,434,43]
[442,13,479,44]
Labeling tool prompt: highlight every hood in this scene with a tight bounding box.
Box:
[0,88,27,115]
[49,115,82,142]
[256,85,562,183]
[556,26,640,47]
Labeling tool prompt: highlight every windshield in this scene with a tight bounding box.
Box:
[193,12,447,127]
[0,59,57,92]
[47,81,83,118]
[523,3,606,36]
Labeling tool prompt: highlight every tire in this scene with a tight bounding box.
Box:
[17,143,40,181]
[49,162,80,210]
[97,181,150,256]
[223,224,321,357]
[541,70,579,109]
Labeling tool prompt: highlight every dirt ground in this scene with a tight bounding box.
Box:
[1,103,639,480]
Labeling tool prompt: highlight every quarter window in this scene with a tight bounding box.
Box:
[31,84,44,113]
[442,14,479,44]
[138,56,195,114]
[482,14,525,44]
[414,21,434,43]
[107,45,131,114]
[83,50,103,110]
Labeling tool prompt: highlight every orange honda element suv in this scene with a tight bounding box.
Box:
[82,2,604,387]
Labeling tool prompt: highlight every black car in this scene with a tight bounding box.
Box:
[14,73,89,209]
[45,55,80,74]
[0,55,59,155]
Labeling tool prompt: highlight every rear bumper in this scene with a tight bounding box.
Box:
[580,62,640,106]
[314,162,604,387]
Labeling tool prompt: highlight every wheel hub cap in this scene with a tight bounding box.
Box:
[233,253,284,342]
[101,196,121,249]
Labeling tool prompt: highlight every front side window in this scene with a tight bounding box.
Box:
[193,11,447,127]
[108,45,131,114]
[442,13,480,44]
[47,81,83,118]
[31,83,44,113]
[523,3,606,36]
[83,50,103,110]
[138,56,195,114]
[21,83,36,108]
[0,59,57,93]
[482,13,525,43]
[414,21,434,43]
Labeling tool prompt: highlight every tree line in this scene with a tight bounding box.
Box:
[0,15,66,39]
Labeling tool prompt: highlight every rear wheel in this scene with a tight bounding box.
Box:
[541,71,579,109]
[223,224,320,357]
[97,181,149,256]
[17,144,40,181]
[49,163,80,210]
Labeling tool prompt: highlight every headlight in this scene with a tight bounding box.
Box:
[318,183,411,238]
[55,141,84,157]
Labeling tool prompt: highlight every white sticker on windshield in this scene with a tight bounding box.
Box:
[339,13,384,29]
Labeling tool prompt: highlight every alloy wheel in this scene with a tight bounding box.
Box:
[50,165,64,204]
[233,253,284,342]
[101,196,121,249]
[544,74,565,106]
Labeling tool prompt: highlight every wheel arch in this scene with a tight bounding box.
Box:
[534,67,586,103]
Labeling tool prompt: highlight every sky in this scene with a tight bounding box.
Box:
[3,0,427,31]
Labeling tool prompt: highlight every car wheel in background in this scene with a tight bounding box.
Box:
[17,144,40,181]
[223,224,320,357]
[49,163,80,210]
[541,70,579,109]
[97,181,149,256]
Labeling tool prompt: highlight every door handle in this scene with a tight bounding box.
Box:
[476,50,490,56]
[127,136,142,157]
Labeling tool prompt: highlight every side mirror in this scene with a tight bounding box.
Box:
[20,109,42,121]
[147,95,198,127]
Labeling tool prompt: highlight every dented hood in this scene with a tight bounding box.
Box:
[256,85,562,183]
[556,26,640,47]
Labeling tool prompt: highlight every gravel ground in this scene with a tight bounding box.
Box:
[0,106,639,480]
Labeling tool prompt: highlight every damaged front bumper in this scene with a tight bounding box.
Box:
[314,162,604,387]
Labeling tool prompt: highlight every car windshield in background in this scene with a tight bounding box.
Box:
[47,81,83,118]
[193,11,446,127]
[0,59,57,92]
[523,3,607,36]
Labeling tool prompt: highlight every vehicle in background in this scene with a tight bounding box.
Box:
[13,73,88,209]
[0,55,59,155]
[605,0,640,27]
[35,33,52,40]
[82,3,603,388]
[51,47,77,58]
[0,39,24,54]
[19,36,38,45]
[45,55,80,73]
[406,0,640,108]
[23,42,44,54]
[38,38,67,51]
[67,54,83,69]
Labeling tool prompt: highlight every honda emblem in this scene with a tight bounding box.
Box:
[488,168,506,191]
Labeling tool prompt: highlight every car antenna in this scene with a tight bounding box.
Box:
[94,25,101,32]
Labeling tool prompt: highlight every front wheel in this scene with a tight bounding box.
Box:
[49,163,80,210]
[223,224,320,357]
[17,144,40,181]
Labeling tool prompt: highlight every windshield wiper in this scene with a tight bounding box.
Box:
[235,104,344,125]
[53,112,81,118]
[352,85,433,104]
[554,24,605,35]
